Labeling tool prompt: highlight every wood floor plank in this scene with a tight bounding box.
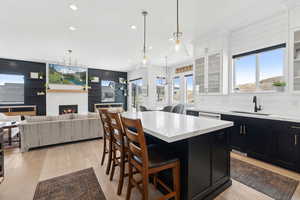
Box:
[0,139,300,200]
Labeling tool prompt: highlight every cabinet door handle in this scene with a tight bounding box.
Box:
[295,135,298,146]
[240,125,243,135]
[291,126,300,130]
[243,125,246,135]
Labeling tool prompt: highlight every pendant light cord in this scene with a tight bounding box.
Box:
[143,11,147,56]
[177,0,179,34]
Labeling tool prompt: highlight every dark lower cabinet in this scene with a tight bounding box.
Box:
[212,131,230,183]
[0,128,4,183]
[221,114,300,173]
[246,118,272,162]
[272,123,300,171]
[221,115,246,152]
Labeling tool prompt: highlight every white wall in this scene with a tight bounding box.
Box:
[127,9,300,117]
[193,10,300,117]
[46,64,88,115]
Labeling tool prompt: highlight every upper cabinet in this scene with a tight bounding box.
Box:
[292,29,300,92]
[195,52,223,95]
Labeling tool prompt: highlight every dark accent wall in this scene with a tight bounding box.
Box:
[88,68,127,112]
[0,58,47,115]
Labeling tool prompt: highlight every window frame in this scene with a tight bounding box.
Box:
[155,76,166,102]
[184,74,194,104]
[232,44,286,94]
[172,76,181,104]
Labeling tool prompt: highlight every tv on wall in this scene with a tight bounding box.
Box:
[0,74,24,104]
[48,64,87,86]
[101,80,115,102]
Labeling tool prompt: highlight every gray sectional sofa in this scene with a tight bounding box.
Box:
[19,113,103,152]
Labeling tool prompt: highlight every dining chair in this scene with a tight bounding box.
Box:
[121,116,180,200]
[98,109,113,175]
[139,106,148,112]
[107,112,128,195]
[161,105,173,112]
[172,104,185,114]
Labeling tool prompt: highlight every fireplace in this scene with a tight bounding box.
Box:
[59,105,78,115]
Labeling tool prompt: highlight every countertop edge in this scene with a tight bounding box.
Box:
[186,108,300,123]
[144,122,234,143]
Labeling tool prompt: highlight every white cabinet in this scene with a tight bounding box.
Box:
[195,52,223,95]
[291,29,300,92]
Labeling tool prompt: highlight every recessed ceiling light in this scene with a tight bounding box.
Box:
[130,25,137,30]
[69,26,77,31]
[149,46,153,50]
[69,4,78,11]
[169,37,174,41]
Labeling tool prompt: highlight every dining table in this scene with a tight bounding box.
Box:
[122,111,234,200]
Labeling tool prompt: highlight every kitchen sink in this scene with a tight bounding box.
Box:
[230,111,270,116]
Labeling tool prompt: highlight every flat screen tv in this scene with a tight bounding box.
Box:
[101,80,115,102]
[0,74,24,104]
[49,64,87,86]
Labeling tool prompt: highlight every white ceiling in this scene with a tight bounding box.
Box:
[0,0,287,71]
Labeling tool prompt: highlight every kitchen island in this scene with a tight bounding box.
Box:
[122,111,233,200]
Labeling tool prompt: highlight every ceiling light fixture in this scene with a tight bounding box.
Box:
[69,26,77,31]
[69,4,78,11]
[130,25,137,30]
[170,0,189,56]
[141,11,149,65]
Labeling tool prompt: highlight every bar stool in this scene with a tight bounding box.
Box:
[121,116,180,200]
[107,112,128,195]
[98,109,113,175]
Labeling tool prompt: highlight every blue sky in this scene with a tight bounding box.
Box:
[186,76,193,90]
[235,48,284,85]
[0,74,24,85]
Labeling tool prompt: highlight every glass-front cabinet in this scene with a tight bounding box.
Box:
[195,52,223,95]
[293,30,300,91]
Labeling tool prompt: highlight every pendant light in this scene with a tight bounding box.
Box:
[164,56,169,85]
[170,0,189,57]
[142,11,149,65]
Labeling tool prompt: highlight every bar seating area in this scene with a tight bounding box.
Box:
[98,108,181,200]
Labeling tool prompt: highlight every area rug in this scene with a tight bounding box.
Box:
[231,158,299,200]
[33,168,106,200]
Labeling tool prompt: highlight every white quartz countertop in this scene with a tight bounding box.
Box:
[186,107,300,123]
[121,111,233,143]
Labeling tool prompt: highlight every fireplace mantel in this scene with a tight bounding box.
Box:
[47,89,87,93]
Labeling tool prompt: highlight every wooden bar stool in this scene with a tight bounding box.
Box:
[107,112,128,195]
[121,116,180,200]
[98,109,113,175]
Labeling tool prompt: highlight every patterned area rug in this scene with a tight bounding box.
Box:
[231,158,299,200]
[33,168,106,200]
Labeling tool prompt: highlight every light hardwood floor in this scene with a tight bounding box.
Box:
[0,139,300,200]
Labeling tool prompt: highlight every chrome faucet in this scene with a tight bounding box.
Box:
[253,96,262,112]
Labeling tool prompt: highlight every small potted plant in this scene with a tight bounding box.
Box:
[272,81,286,92]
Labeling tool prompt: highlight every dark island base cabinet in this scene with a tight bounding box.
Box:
[156,129,231,200]
[221,114,300,173]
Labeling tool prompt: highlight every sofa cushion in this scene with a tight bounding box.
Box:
[51,114,73,121]
[88,113,99,119]
[25,115,53,122]
[72,114,88,119]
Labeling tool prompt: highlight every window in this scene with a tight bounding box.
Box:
[185,75,194,104]
[172,77,180,103]
[233,44,285,92]
[156,77,166,102]
[0,74,24,104]
[101,80,115,102]
[130,79,143,108]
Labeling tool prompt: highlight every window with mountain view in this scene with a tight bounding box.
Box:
[172,77,180,103]
[233,45,285,92]
[0,74,24,104]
